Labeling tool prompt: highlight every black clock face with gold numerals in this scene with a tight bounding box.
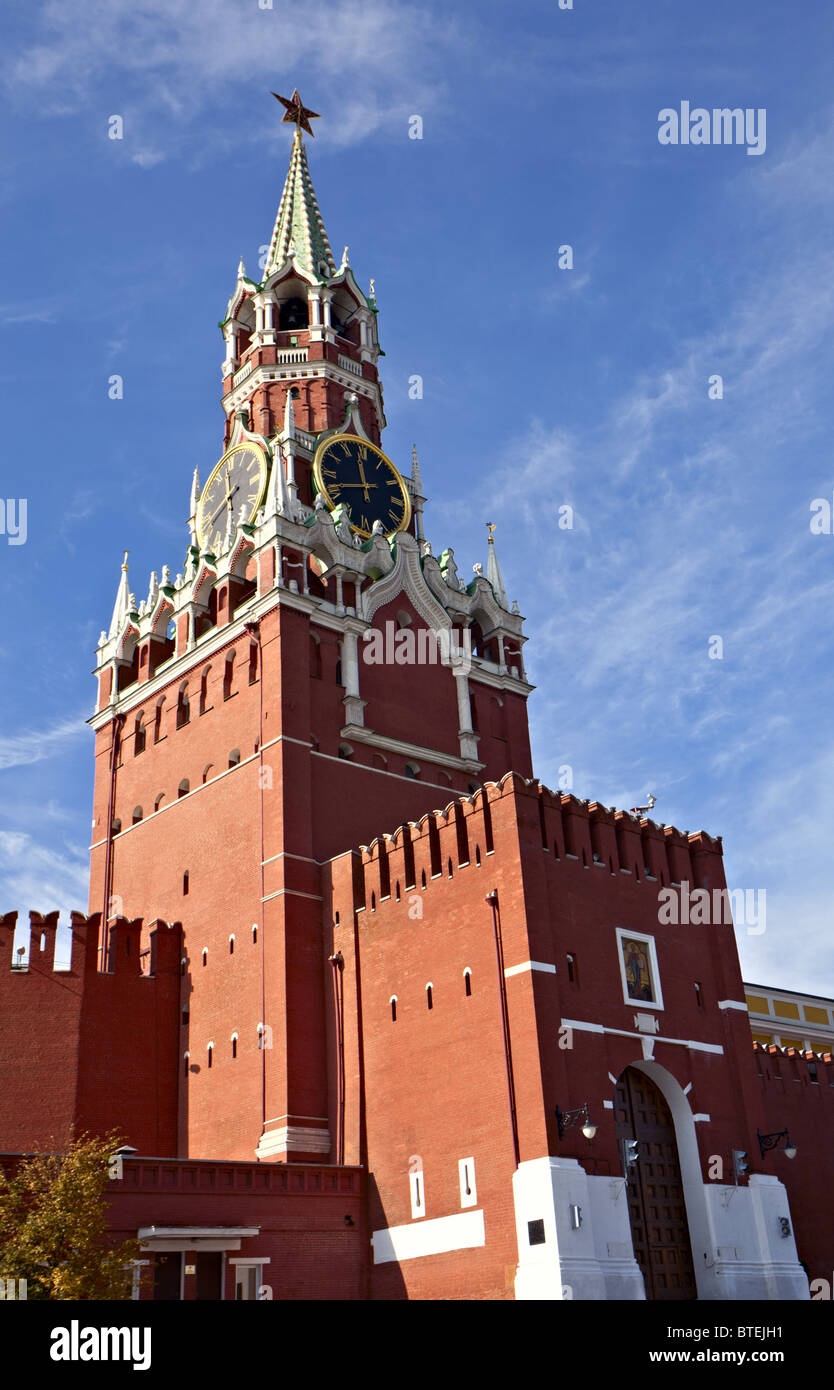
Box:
[313,434,411,539]
[197,443,268,553]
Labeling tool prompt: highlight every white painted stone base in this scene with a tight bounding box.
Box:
[512,1159,810,1301]
[513,1157,645,1301]
[698,1175,809,1300]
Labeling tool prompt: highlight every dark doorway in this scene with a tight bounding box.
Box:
[195,1251,223,1301]
[614,1067,697,1300]
[153,1252,181,1301]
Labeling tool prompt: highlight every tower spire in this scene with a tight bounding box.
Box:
[265,90,335,280]
[108,551,130,638]
[485,522,509,609]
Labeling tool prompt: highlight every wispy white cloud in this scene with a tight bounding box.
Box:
[2,0,459,160]
[0,829,89,916]
[0,304,56,325]
[0,714,88,771]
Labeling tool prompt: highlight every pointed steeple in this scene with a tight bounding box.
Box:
[264,128,336,280]
[108,551,130,638]
[188,467,201,546]
[485,523,509,609]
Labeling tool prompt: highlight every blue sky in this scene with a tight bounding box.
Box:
[1,0,833,994]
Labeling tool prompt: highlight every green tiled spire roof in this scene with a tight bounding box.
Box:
[264,130,336,280]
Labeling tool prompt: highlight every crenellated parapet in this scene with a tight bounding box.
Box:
[0,910,180,978]
[325,771,726,923]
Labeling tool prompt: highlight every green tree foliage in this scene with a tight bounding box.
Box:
[0,1133,142,1300]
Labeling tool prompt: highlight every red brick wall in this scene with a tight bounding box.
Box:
[107,1157,367,1301]
[754,1046,834,1283]
[0,913,180,1156]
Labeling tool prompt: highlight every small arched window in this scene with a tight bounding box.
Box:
[178,778,190,798]
[207,1043,213,1069]
[200,667,211,715]
[338,742,354,761]
[426,984,433,1011]
[183,1051,190,1077]
[464,968,472,997]
[252,923,258,944]
[202,949,208,968]
[111,817,122,836]
[154,697,165,743]
[229,934,235,955]
[228,748,241,769]
[421,870,426,889]
[475,845,482,866]
[405,762,420,779]
[134,712,146,756]
[132,805,143,825]
[390,996,398,1022]
[182,871,189,896]
[231,1033,238,1059]
[447,858,454,878]
[176,682,190,729]
[202,764,213,784]
[223,651,235,700]
[154,792,165,811]
[371,892,376,911]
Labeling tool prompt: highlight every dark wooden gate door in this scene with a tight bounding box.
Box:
[614,1067,697,1300]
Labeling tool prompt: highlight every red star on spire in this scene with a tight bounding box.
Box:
[271,88,321,138]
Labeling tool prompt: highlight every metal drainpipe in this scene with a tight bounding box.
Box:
[486,889,520,1167]
[329,951,346,1166]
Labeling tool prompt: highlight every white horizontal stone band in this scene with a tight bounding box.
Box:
[371,1209,485,1265]
[505,961,558,978]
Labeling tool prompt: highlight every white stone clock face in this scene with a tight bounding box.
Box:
[198,443,267,552]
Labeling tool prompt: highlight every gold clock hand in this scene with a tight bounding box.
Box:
[356,458,371,501]
[209,485,239,528]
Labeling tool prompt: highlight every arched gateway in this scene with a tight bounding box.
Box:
[614,1066,697,1300]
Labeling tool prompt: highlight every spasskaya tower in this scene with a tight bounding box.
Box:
[88,91,533,1163]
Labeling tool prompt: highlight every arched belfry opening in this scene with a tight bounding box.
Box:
[278,295,309,330]
[614,1065,697,1301]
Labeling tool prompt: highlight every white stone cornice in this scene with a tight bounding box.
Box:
[340,722,484,775]
[466,664,535,696]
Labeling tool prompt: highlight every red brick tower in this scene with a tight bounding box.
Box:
[88,96,533,1165]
